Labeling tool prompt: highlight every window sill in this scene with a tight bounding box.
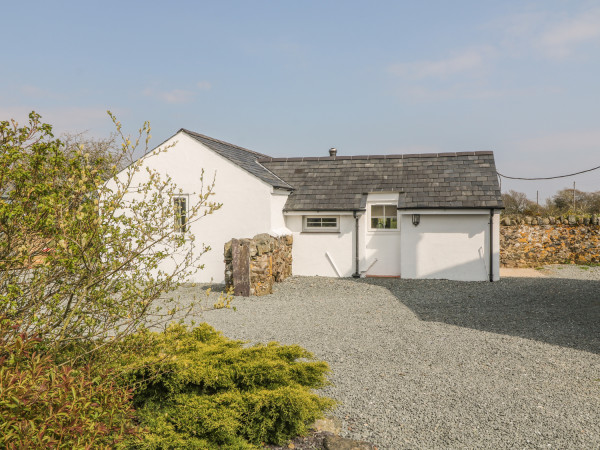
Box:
[300,230,341,234]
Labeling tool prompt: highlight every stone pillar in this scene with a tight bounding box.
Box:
[225,233,293,296]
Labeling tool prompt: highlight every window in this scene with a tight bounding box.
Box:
[303,216,339,232]
[370,205,397,229]
[174,196,188,233]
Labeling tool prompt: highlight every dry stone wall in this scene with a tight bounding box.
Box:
[224,233,292,296]
[500,215,600,267]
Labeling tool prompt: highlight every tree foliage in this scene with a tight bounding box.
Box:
[0,112,221,359]
[501,190,538,215]
[547,188,600,214]
[61,130,128,180]
[502,188,600,215]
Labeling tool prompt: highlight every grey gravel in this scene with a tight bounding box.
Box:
[175,269,600,449]
[541,263,600,281]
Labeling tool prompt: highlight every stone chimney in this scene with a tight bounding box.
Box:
[329,147,337,158]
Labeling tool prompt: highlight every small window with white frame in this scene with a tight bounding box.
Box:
[173,195,188,233]
[370,205,397,229]
[303,216,339,232]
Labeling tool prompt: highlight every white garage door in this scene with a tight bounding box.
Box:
[402,214,490,281]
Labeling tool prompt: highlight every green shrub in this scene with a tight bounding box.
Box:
[0,325,138,449]
[119,323,336,449]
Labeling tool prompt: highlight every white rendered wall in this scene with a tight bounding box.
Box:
[285,214,355,277]
[400,210,500,281]
[270,191,290,233]
[111,132,278,283]
[286,208,500,281]
[491,212,501,281]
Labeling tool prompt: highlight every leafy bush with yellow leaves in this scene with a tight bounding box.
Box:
[119,323,336,449]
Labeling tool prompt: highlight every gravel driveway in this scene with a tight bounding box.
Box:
[177,265,600,449]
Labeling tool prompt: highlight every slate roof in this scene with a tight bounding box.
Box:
[259,152,503,211]
[181,129,292,190]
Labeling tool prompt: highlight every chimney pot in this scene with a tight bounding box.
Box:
[329,147,337,157]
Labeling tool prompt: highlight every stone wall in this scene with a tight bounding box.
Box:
[224,233,292,296]
[500,215,600,267]
[500,214,600,226]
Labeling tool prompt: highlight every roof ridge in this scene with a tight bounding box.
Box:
[180,128,271,158]
[257,151,494,163]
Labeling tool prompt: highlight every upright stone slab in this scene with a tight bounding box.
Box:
[225,234,293,296]
[231,239,250,297]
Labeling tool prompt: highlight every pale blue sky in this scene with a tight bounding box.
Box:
[2,1,600,200]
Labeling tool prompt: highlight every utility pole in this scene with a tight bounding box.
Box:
[536,190,539,206]
[573,181,576,210]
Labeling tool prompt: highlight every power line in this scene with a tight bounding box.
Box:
[497,163,600,180]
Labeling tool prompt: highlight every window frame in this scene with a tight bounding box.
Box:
[173,194,189,233]
[302,216,340,233]
[368,204,398,231]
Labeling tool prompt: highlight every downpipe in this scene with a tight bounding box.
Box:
[352,210,360,278]
[489,209,494,282]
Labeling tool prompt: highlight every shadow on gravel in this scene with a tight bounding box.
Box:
[353,276,600,354]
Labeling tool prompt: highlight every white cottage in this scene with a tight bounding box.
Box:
[120,129,503,283]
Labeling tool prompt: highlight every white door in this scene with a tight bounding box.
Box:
[364,203,401,276]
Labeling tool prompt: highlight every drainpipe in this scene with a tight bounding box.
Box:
[489,209,494,282]
[352,210,360,278]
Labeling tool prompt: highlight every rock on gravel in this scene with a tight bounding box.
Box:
[176,268,600,449]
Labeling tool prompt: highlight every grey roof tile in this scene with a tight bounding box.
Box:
[260,152,503,211]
